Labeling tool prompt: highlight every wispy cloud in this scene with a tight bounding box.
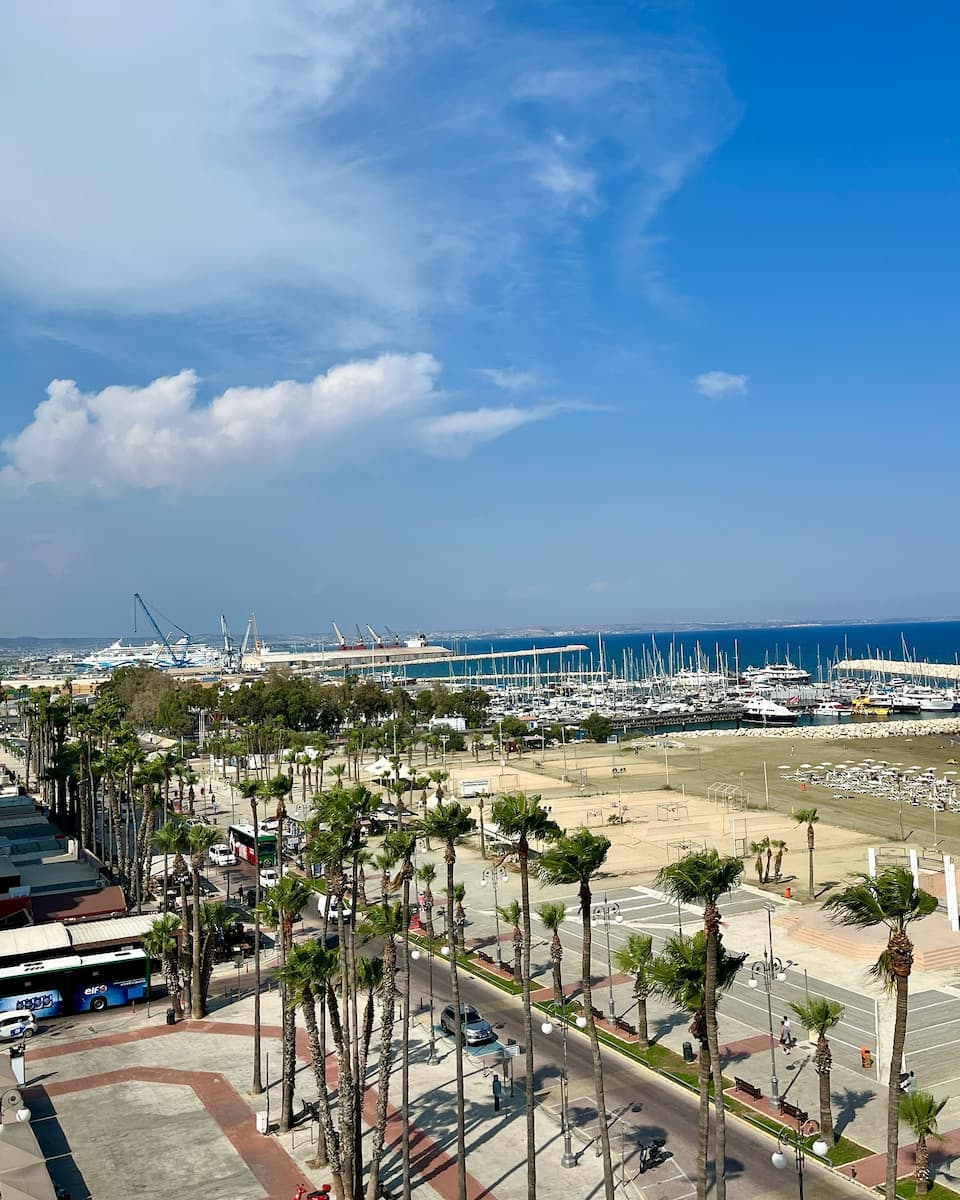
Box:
[477,367,543,392]
[0,357,586,492]
[694,371,748,399]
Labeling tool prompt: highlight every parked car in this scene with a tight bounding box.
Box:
[258,867,280,888]
[318,896,353,923]
[209,843,235,867]
[0,1012,37,1041]
[439,1003,495,1045]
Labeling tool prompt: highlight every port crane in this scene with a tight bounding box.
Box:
[366,624,385,648]
[133,593,190,667]
[220,615,241,672]
[382,625,402,647]
[241,613,264,660]
[332,621,367,650]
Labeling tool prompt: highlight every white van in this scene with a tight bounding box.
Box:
[0,1011,37,1041]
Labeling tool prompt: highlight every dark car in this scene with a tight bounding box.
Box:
[440,1003,495,1045]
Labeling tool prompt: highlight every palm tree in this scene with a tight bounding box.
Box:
[537,828,615,1200]
[143,913,184,1018]
[794,807,819,899]
[789,996,844,1142]
[614,933,654,1050]
[257,873,315,1131]
[650,932,746,1200]
[416,863,437,940]
[826,867,938,1198]
[900,1090,947,1196]
[453,881,467,952]
[187,824,221,1018]
[153,818,189,916]
[237,777,266,1093]
[537,900,568,1003]
[656,849,744,1200]
[492,791,560,1200]
[749,838,769,886]
[199,901,238,1005]
[359,901,404,1200]
[770,838,788,881]
[420,802,476,1200]
[383,828,417,1200]
[498,898,523,983]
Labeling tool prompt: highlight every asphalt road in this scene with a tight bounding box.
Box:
[410,953,862,1200]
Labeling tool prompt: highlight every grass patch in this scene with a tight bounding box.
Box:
[894,1180,960,1199]
[824,1136,871,1167]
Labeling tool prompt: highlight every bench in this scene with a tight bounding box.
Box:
[733,1077,762,1101]
[591,1006,604,1022]
[779,1100,808,1123]
[474,950,494,966]
[613,1017,637,1036]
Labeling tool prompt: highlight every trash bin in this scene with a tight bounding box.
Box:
[256,1110,268,1135]
[783,886,792,899]
[682,1041,695,1063]
[165,1008,176,1026]
[860,1047,873,1069]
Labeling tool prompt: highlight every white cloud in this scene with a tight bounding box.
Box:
[0,356,585,491]
[694,371,748,399]
[477,368,542,392]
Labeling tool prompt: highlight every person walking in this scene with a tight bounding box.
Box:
[780,1015,793,1055]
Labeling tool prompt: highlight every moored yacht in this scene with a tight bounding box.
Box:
[742,697,798,725]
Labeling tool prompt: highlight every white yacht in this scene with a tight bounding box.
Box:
[898,686,955,712]
[742,697,798,725]
[742,661,811,686]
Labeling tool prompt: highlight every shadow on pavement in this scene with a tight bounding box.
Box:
[832,1085,876,1138]
[22,1088,91,1200]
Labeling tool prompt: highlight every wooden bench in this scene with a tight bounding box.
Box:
[733,1076,762,1101]
[779,1100,808,1123]
[613,1017,637,1036]
[474,950,494,966]
[591,1006,604,1022]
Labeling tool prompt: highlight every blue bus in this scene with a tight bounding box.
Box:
[0,948,150,1017]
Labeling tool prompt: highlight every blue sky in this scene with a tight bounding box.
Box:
[1,1,959,637]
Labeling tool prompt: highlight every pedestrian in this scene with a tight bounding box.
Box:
[780,1015,792,1055]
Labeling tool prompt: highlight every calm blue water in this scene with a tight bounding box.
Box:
[426,621,960,683]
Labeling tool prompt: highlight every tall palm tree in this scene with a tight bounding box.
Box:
[453,881,467,952]
[826,868,937,1198]
[198,901,238,1005]
[794,808,819,899]
[537,828,615,1200]
[143,913,184,1018]
[498,898,523,983]
[491,791,560,1200]
[656,849,744,1200]
[383,828,417,1200]
[188,824,222,1018]
[900,1090,947,1196]
[614,933,654,1050]
[650,932,746,1200]
[416,863,437,940]
[153,818,189,916]
[770,838,788,881]
[537,900,568,1003]
[359,901,404,1200]
[237,777,266,1093]
[789,995,844,1143]
[279,941,342,1174]
[257,873,315,1131]
[420,802,476,1200]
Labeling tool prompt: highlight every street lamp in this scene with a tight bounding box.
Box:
[481,866,509,969]
[410,944,439,1066]
[772,1112,828,1199]
[591,893,624,1023]
[747,948,787,1105]
[540,997,588,1168]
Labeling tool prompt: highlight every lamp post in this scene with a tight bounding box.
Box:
[410,940,439,1066]
[591,893,624,1023]
[772,1113,828,1199]
[540,997,587,1168]
[481,866,508,968]
[747,925,787,1105]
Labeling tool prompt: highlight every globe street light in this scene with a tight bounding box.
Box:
[481,866,509,969]
[772,1113,828,1199]
[540,998,588,1168]
[591,893,624,1023]
[747,948,787,1105]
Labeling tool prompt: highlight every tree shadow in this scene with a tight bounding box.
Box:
[21,1088,90,1199]
[832,1085,876,1137]
[718,1047,754,1067]
[650,1010,688,1044]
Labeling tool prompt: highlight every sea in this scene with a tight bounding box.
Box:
[424,621,960,684]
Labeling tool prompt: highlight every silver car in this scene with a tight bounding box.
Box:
[440,1003,495,1045]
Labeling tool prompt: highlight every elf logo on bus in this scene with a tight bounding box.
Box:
[83,985,108,997]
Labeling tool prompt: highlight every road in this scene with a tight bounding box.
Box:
[409,951,861,1200]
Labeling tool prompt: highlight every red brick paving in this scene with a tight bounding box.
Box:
[29,1018,491,1200]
